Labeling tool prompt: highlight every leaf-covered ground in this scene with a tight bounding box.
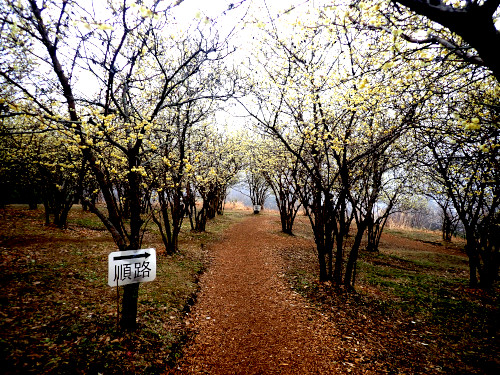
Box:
[1,206,498,374]
[0,205,246,374]
[280,216,500,374]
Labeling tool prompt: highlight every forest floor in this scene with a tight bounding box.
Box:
[0,205,247,374]
[0,206,498,374]
[171,213,499,375]
[173,213,343,374]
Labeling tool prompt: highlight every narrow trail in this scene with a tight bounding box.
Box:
[173,214,343,374]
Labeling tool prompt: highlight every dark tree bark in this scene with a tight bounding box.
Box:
[393,0,500,82]
[344,220,367,290]
[247,172,269,212]
[265,171,301,235]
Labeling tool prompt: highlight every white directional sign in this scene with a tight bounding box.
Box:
[108,248,156,287]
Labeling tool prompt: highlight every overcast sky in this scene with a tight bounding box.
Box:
[170,0,311,131]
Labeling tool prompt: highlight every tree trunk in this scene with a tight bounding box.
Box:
[195,203,208,232]
[28,198,38,210]
[442,209,453,241]
[333,197,346,285]
[170,192,184,254]
[478,227,499,289]
[43,200,50,226]
[316,243,329,282]
[151,210,169,253]
[311,210,329,282]
[344,222,367,290]
[277,190,299,235]
[120,283,140,330]
[160,195,173,254]
[280,207,293,235]
[366,218,377,252]
[55,199,73,229]
[119,159,143,331]
[465,237,479,288]
[479,257,497,289]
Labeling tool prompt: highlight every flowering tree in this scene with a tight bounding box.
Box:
[391,0,500,82]
[189,128,244,231]
[243,145,269,212]
[239,5,428,287]
[0,0,235,329]
[258,138,302,234]
[354,0,499,287]
[418,82,499,288]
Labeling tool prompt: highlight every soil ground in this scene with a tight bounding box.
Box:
[173,214,343,374]
[173,213,499,375]
[1,207,498,374]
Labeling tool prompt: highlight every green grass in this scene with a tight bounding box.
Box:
[357,245,487,316]
[385,227,446,244]
[71,216,107,231]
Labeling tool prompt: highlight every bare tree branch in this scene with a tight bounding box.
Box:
[392,0,500,81]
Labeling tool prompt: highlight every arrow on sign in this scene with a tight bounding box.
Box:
[113,252,151,261]
[108,248,156,287]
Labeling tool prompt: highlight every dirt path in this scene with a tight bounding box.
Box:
[173,214,343,374]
